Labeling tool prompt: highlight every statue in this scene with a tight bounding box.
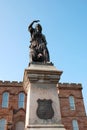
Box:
[28,20,50,63]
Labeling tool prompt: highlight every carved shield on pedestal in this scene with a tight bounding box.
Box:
[36,99,54,119]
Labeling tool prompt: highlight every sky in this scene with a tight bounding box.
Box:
[0,0,87,113]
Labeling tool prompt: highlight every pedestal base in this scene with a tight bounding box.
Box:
[25,124,66,130]
[23,63,66,130]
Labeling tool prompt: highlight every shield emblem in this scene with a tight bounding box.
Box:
[36,99,54,119]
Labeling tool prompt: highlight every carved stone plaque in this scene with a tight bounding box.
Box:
[36,99,54,119]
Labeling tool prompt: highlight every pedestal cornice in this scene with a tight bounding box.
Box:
[23,63,63,92]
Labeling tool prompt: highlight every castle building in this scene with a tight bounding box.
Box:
[0,80,87,130]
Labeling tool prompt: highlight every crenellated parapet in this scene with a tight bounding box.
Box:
[0,80,23,87]
[58,82,82,90]
[0,80,82,89]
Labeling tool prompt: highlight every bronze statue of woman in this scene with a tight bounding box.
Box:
[28,20,50,63]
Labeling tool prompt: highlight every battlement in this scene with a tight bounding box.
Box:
[58,82,82,90]
[0,80,82,89]
[0,80,23,86]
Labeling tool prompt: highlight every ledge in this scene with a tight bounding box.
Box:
[27,124,65,128]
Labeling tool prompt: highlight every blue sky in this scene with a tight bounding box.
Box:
[0,1,87,113]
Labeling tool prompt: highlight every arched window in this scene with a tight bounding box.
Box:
[0,119,6,130]
[18,92,25,108]
[72,120,79,130]
[69,95,75,110]
[2,92,9,108]
[15,121,25,130]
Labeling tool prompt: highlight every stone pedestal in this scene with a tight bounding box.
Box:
[23,63,66,130]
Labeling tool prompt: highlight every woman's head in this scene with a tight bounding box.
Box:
[35,24,42,33]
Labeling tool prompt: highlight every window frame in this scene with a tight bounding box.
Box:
[69,95,75,110]
[18,92,25,108]
[72,119,79,130]
[0,118,7,130]
[2,92,9,108]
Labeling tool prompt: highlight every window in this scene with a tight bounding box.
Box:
[69,96,75,110]
[18,92,25,108]
[2,92,9,108]
[72,120,79,130]
[0,119,6,130]
[15,121,25,130]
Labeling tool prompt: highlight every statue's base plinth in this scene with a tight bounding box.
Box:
[23,63,66,130]
[25,124,66,130]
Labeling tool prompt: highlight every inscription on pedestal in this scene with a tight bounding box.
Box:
[36,99,54,119]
